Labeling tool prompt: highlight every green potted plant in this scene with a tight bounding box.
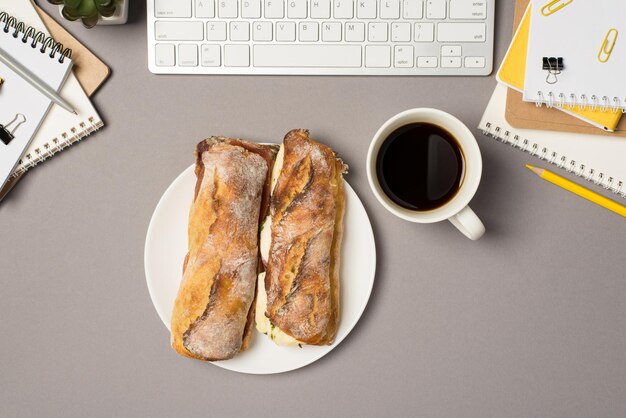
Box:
[48,0,129,28]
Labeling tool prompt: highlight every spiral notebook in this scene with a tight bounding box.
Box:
[505,0,626,138]
[497,2,622,132]
[480,84,626,198]
[1,0,103,180]
[0,9,73,190]
[523,0,626,111]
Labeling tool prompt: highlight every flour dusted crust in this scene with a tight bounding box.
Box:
[264,129,347,345]
[171,138,277,361]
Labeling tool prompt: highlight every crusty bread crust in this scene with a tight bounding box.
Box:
[265,129,346,345]
[171,138,277,361]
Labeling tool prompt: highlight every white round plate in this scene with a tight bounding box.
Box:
[145,164,376,374]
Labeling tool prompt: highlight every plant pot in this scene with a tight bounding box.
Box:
[58,0,129,26]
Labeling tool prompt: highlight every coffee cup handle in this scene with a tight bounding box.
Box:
[448,206,485,241]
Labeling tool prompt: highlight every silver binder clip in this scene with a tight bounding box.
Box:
[543,57,563,85]
[0,114,27,145]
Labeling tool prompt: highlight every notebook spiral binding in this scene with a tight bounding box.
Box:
[534,91,626,113]
[12,117,104,178]
[0,11,72,63]
[482,122,626,199]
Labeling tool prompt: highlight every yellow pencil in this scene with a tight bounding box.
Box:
[526,165,626,217]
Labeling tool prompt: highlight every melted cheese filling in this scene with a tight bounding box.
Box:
[256,265,302,346]
[259,144,283,265]
[256,146,303,346]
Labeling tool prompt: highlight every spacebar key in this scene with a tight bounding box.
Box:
[254,45,362,67]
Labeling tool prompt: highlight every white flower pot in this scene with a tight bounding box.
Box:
[58,0,129,26]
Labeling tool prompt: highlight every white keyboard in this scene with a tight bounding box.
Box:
[147,0,494,75]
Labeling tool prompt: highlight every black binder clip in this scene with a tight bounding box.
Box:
[543,57,563,85]
[0,114,27,146]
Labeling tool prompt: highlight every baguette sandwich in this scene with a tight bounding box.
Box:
[171,137,278,361]
[256,129,347,346]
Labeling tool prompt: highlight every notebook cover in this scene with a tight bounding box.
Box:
[497,2,621,132]
[506,0,626,138]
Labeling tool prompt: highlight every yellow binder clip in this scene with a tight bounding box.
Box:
[598,28,619,63]
[541,0,573,16]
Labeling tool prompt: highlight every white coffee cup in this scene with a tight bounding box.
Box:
[366,108,485,240]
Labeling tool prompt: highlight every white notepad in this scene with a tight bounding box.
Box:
[4,0,103,178]
[523,0,626,111]
[480,84,626,198]
[0,11,72,189]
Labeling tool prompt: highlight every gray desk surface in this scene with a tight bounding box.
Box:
[2,2,626,417]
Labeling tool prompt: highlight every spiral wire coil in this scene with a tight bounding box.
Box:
[0,11,72,63]
[483,122,625,197]
[534,90,626,113]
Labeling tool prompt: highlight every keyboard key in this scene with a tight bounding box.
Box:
[365,45,390,67]
[357,0,376,18]
[195,0,215,17]
[345,22,365,42]
[179,44,198,66]
[242,0,262,17]
[441,45,461,56]
[155,44,176,66]
[287,0,307,18]
[403,0,422,18]
[207,21,227,40]
[438,22,486,42]
[441,56,461,67]
[391,22,410,42]
[224,44,250,66]
[394,45,413,67]
[201,44,221,66]
[417,56,437,67]
[155,21,204,41]
[253,21,273,41]
[156,0,192,17]
[218,0,238,17]
[253,44,361,67]
[414,23,434,42]
[380,0,399,19]
[276,21,297,41]
[426,0,446,19]
[368,22,388,42]
[334,0,353,18]
[310,0,330,18]
[299,22,319,41]
[465,56,486,67]
[450,0,487,19]
[230,21,250,41]
[265,0,285,17]
[321,21,342,41]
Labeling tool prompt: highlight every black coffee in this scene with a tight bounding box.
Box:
[376,123,464,211]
